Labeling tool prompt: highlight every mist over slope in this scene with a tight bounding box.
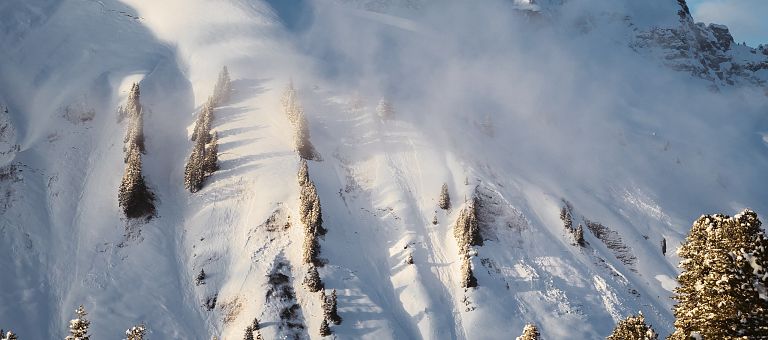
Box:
[0,0,767,338]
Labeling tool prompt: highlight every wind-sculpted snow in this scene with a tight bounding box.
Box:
[0,0,767,339]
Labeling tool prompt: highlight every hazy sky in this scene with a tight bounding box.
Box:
[688,0,767,46]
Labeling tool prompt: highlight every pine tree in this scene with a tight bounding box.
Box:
[438,183,451,210]
[376,99,394,120]
[212,66,232,107]
[203,131,219,175]
[282,81,300,126]
[326,289,341,325]
[460,256,477,288]
[125,324,147,340]
[607,313,657,340]
[2,330,17,340]
[297,159,310,187]
[294,106,319,161]
[184,139,205,193]
[191,101,213,143]
[454,201,482,253]
[243,326,254,340]
[661,237,667,256]
[574,224,585,247]
[123,106,145,155]
[303,265,323,292]
[405,253,414,265]
[670,210,768,339]
[196,268,206,285]
[118,146,155,218]
[298,160,326,265]
[120,83,141,122]
[252,318,264,340]
[319,319,331,337]
[65,305,90,340]
[516,323,540,340]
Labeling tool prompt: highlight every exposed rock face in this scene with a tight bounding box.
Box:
[632,0,768,89]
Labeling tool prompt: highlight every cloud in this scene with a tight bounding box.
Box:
[692,0,768,45]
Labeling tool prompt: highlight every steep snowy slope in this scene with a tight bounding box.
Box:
[0,0,767,339]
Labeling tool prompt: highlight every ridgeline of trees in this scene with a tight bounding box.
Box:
[118,83,155,219]
[454,195,481,288]
[282,82,320,161]
[184,67,230,193]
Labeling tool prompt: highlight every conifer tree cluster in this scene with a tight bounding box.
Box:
[560,200,585,247]
[118,83,155,219]
[438,183,451,210]
[454,199,482,288]
[516,323,540,340]
[607,313,657,340]
[65,305,91,340]
[303,264,323,292]
[321,289,342,325]
[317,288,341,336]
[212,66,232,107]
[184,67,230,193]
[298,160,326,266]
[670,209,768,339]
[282,82,320,161]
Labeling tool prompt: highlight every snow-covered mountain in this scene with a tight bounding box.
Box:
[0,0,767,338]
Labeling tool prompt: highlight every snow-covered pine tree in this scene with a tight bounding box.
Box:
[282,81,299,125]
[203,131,219,175]
[303,265,323,292]
[183,139,205,193]
[123,106,145,155]
[376,98,394,120]
[297,159,309,187]
[298,160,326,265]
[560,202,573,230]
[405,253,414,265]
[319,319,331,337]
[438,183,451,210]
[118,146,155,218]
[302,231,320,265]
[119,82,141,122]
[459,256,477,288]
[212,66,232,107]
[191,101,213,143]
[2,330,17,340]
[574,224,585,247]
[243,326,254,340]
[670,210,768,339]
[293,105,319,161]
[326,289,341,325]
[454,201,482,253]
[125,324,146,340]
[516,323,540,340]
[299,181,326,236]
[65,305,90,340]
[607,313,657,340]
